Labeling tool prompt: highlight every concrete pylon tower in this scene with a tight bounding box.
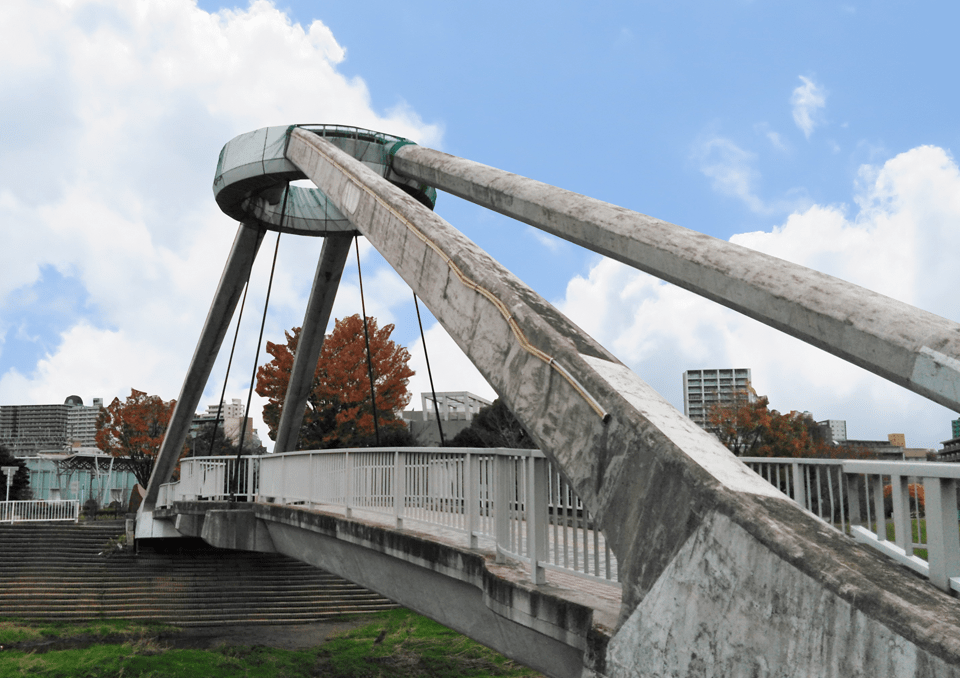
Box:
[143,124,960,677]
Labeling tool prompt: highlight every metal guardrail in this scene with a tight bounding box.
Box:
[0,500,80,523]
[744,457,960,594]
[160,448,618,587]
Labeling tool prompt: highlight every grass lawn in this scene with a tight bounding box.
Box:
[0,610,544,678]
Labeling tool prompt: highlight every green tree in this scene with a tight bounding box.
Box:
[450,399,536,449]
[0,443,30,500]
[185,422,240,457]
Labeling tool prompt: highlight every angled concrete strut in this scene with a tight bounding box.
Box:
[273,234,352,453]
[143,222,264,512]
[391,145,960,413]
[285,128,960,677]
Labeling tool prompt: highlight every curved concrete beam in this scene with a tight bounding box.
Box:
[287,128,960,677]
[391,145,960,413]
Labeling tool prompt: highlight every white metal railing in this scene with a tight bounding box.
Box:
[0,500,80,523]
[163,455,259,504]
[160,448,618,587]
[744,457,960,594]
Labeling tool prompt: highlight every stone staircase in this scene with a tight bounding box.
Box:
[0,521,397,626]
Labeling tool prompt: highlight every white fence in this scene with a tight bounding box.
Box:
[744,457,960,594]
[160,448,618,587]
[0,500,80,523]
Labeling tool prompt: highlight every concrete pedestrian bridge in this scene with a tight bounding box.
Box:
[136,124,960,677]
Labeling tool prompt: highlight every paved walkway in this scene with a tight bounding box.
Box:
[281,500,623,627]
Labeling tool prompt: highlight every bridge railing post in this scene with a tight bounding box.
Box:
[846,472,862,529]
[526,454,547,585]
[394,450,405,529]
[494,454,509,563]
[890,473,913,557]
[792,462,806,509]
[345,451,353,519]
[924,477,960,591]
[465,452,478,548]
[870,474,886,541]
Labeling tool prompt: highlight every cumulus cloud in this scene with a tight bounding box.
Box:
[791,75,827,138]
[559,145,960,450]
[0,0,440,448]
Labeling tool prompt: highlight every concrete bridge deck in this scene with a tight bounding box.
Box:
[157,499,619,678]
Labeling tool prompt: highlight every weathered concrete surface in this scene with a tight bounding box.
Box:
[606,510,960,678]
[273,234,352,453]
[159,501,612,678]
[142,223,264,512]
[285,128,960,677]
[392,144,960,414]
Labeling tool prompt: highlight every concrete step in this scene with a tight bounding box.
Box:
[0,523,398,624]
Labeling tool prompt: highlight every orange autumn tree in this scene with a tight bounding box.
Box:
[95,389,176,486]
[256,314,415,450]
[708,388,839,458]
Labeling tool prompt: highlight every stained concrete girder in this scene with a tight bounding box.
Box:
[391,144,960,413]
[286,128,960,676]
[163,500,607,678]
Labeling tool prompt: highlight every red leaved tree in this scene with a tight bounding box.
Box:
[95,389,176,486]
[256,315,415,450]
[708,389,840,458]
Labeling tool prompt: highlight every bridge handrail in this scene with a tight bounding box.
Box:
[160,448,618,587]
[0,499,80,524]
[742,456,960,593]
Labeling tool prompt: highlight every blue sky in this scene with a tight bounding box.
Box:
[2,0,959,450]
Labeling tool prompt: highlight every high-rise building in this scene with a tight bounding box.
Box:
[683,368,752,430]
[952,419,960,440]
[0,396,103,455]
[191,399,262,451]
[818,419,848,443]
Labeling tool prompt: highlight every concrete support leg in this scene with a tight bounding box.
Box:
[390,144,960,412]
[273,234,353,453]
[143,222,265,511]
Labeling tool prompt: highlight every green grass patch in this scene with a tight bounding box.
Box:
[0,610,543,678]
[0,643,316,678]
[319,608,540,678]
[0,618,175,646]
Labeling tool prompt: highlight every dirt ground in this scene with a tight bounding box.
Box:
[160,618,371,650]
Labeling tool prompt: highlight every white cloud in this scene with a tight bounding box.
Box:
[695,136,767,213]
[0,0,440,449]
[791,75,827,138]
[559,145,960,450]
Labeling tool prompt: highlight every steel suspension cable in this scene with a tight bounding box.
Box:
[413,293,445,446]
[236,229,281,460]
[355,237,381,446]
[207,278,251,456]
[231,185,289,495]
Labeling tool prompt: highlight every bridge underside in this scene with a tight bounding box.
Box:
[157,501,613,678]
